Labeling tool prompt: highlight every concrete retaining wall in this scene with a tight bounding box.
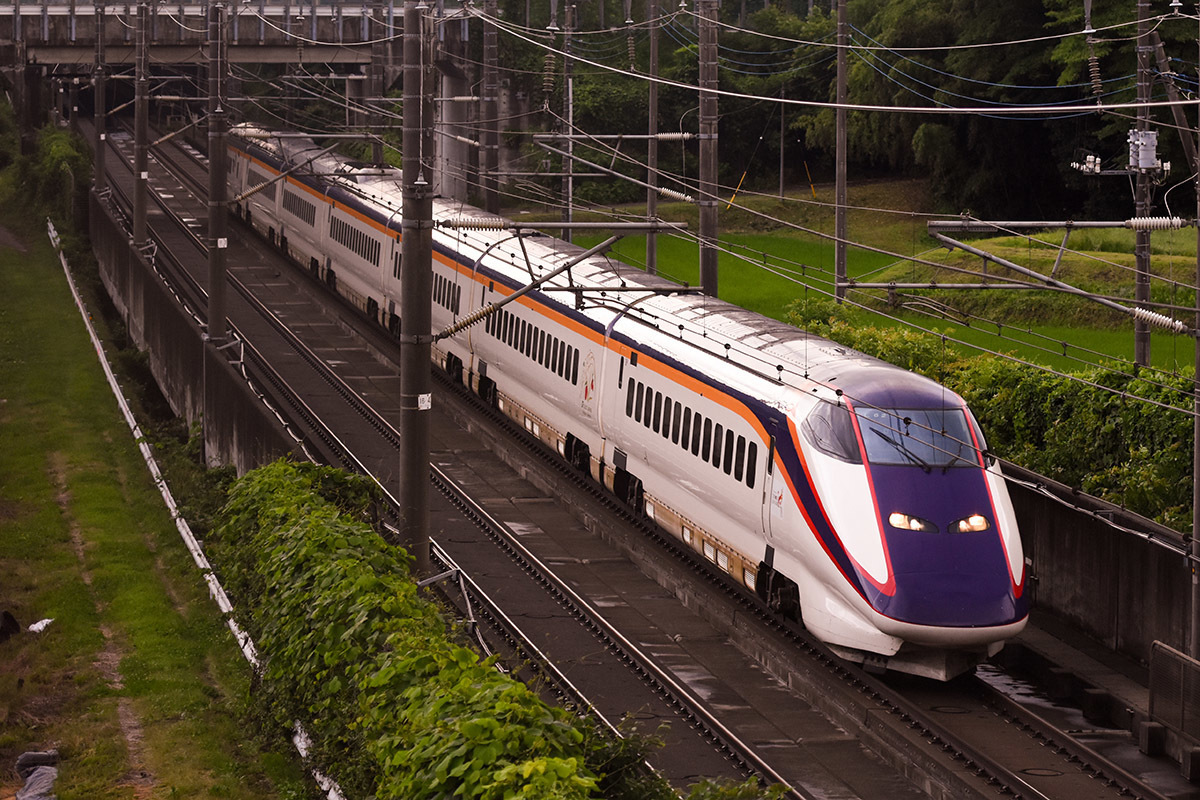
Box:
[1008,469,1190,663]
[89,191,296,474]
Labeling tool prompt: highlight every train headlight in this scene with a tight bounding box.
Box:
[888,512,937,533]
[952,514,991,533]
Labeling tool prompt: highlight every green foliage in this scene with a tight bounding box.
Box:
[17,125,91,226]
[212,460,599,799]
[685,778,788,800]
[0,101,18,169]
[786,300,1195,530]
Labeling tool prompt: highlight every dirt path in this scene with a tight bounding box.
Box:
[49,453,155,799]
[0,225,27,253]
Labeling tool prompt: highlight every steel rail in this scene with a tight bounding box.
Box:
[123,125,1153,800]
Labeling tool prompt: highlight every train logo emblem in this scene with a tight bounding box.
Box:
[579,352,597,420]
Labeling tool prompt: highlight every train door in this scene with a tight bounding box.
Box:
[761,423,781,543]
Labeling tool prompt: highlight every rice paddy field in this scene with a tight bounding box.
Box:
[563,179,1199,375]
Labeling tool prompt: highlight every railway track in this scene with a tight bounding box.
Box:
[95,122,809,796]
[89,118,1196,799]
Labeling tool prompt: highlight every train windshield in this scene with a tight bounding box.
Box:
[801,401,863,464]
[855,407,976,469]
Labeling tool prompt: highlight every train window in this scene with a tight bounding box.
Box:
[519,319,527,354]
[538,330,547,365]
[660,399,672,440]
[802,401,863,464]
[702,419,712,461]
[652,392,662,433]
[671,401,682,444]
[635,382,645,421]
[393,252,401,279]
[745,442,758,488]
[626,380,636,417]
[571,349,579,384]
[712,424,724,468]
[453,285,461,314]
[558,344,567,377]
[723,430,735,474]
[551,339,560,374]
[681,408,692,448]
[734,435,745,480]
[644,390,655,430]
[691,414,702,456]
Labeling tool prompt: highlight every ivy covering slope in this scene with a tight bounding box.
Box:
[212,460,599,800]
[211,460,782,800]
[787,299,1193,531]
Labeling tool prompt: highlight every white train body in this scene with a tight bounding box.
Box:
[228,126,1028,680]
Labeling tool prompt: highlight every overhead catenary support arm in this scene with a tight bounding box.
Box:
[434,236,620,341]
[932,232,1191,334]
[229,143,339,204]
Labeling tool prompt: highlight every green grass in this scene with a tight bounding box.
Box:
[0,198,307,797]
[570,178,1199,375]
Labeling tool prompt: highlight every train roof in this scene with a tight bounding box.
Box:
[229,124,964,411]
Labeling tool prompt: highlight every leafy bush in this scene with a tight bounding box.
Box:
[212,461,786,799]
[213,460,598,799]
[786,299,1194,530]
[17,125,91,226]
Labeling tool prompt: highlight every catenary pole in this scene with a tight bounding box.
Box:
[399,0,432,577]
[834,0,847,302]
[646,0,659,274]
[1134,0,1152,365]
[133,1,148,247]
[482,0,499,214]
[207,1,228,343]
[697,0,718,297]
[1192,3,1200,660]
[93,2,106,194]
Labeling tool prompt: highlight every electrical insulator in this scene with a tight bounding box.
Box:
[1130,305,1188,334]
[440,218,507,230]
[1125,216,1185,231]
[658,187,694,203]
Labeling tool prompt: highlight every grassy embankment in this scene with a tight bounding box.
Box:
[0,198,306,796]
[561,178,1197,373]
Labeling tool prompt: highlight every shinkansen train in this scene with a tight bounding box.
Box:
[227,124,1027,679]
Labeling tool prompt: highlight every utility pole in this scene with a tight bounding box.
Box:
[133,1,148,247]
[207,1,228,343]
[561,1,574,243]
[1191,3,1200,661]
[93,2,106,194]
[371,0,384,165]
[697,0,718,297]
[778,88,784,199]
[646,0,659,274]
[1134,0,1152,365]
[399,0,432,577]
[482,0,499,214]
[834,0,847,302]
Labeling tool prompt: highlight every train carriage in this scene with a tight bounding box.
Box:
[227,124,1028,680]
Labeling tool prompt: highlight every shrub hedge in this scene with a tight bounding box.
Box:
[212,461,599,800]
[787,298,1193,531]
[211,460,783,800]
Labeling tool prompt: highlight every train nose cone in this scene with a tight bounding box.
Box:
[865,466,1024,628]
